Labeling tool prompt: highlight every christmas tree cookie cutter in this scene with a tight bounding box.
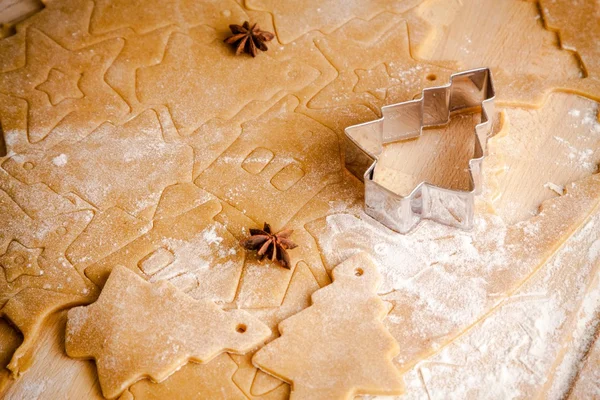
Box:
[344,68,496,233]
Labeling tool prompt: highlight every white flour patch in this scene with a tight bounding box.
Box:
[52,153,68,166]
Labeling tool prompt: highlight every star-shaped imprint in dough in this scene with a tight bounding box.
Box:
[0,28,127,145]
[35,68,83,105]
[0,240,44,283]
[137,32,317,134]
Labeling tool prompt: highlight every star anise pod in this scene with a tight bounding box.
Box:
[224,21,275,57]
[240,223,298,269]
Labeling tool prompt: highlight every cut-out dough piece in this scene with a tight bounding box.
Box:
[65,266,271,399]
[253,253,404,399]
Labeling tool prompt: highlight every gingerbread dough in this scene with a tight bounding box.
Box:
[405,0,588,106]
[0,318,21,392]
[489,92,600,223]
[66,266,271,399]
[540,0,600,80]
[306,14,456,132]
[0,0,599,398]
[253,253,404,399]
[0,167,97,376]
[306,172,600,369]
[121,354,247,400]
[227,261,320,399]
[568,327,600,399]
[398,205,600,398]
[245,0,421,44]
[3,110,193,219]
[84,194,245,304]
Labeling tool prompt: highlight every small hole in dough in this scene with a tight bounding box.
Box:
[426,74,437,81]
[354,268,363,277]
[236,324,247,333]
[23,162,34,170]
[14,256,25,265]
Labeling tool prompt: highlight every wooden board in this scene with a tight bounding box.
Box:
[0,0,599,399]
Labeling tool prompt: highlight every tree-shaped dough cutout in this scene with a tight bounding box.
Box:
[253,252,404,399]
[65,266,271,399]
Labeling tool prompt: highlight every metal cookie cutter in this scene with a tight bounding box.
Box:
[344,68,496,233]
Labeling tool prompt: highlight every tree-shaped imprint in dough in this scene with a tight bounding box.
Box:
[253,252,404,399]
[65,266,271,399]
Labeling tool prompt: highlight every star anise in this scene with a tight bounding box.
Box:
[224,21,275,57]
[240,223,298,269]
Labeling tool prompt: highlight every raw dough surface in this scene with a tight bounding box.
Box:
[65,266,271,399]
[0,0,599,398]
[253,253,404,399]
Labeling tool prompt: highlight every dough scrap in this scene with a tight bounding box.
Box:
[405,0,588,106]
[0,318,21,392]
[65,265,271,399]
[1,312,103,400]
[253,252,404,399]
[230,352,290,400]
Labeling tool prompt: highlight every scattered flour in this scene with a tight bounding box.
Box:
[309,196,600,399]
[52,153,68,167]
[387,213,600,400]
